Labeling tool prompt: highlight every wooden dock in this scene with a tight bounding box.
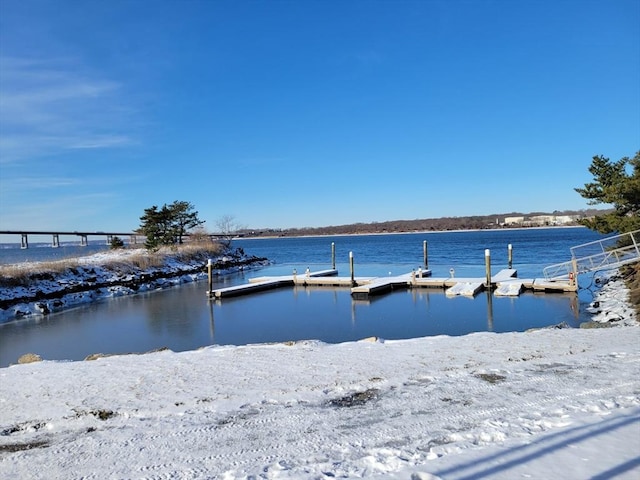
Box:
[351,273,416,300]
[209,267,577,300]
[211,269,340,298]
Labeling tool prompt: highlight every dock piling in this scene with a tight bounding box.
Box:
[207,259,213,297]
[349,252,355,286]
[423,241,428,269]
[485,249,492,288]
[332,242,336,270]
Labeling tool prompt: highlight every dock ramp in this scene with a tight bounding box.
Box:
[543,229,640,280]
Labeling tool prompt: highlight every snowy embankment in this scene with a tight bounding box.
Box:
[0,247,268,323]
[0,275,638,478]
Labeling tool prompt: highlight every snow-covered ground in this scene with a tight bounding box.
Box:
[1,273,638,479]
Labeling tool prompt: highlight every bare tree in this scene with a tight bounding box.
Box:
[215,214,242,249]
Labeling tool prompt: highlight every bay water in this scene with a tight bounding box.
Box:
[0,227,606,366]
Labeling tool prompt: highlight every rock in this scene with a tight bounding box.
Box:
[85,353,109,361]
[34,302,50,315]
[580,321,614,329]
[359,336,379,343]
[17,353,42,364]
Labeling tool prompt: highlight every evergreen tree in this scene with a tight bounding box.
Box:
[110,236,125,249]
[139,201,203,249]
[169,201,205,244]
[575,151,640,234]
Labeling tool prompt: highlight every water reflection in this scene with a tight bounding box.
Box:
[208,300,215,342]
[1,229,607,366]
[1,280,592,367]
[486,290,494,332]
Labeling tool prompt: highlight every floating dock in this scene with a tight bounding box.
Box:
[209,267,576,300]
[208,231,639,301]
[211,269,339,298]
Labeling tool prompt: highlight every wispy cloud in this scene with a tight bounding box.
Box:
[2,175,78,189]
[0,192,119,230]
[0,56,136,163]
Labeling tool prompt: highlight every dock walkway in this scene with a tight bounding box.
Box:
[211,269,339,298]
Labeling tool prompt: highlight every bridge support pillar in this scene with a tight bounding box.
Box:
[21,234,28,249]
[80,234,88,246]
[107,235,113,246]
[130,235,137,245]
[52,234,60,248]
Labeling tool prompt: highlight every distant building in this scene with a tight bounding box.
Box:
[526,215,579,226]
[553,215,577,225]
[504,216,525,225]
[529,215,555,226]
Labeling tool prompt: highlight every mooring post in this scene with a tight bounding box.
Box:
[349,251,355,286]
[485,249,492,288]
[423,240,428,269]
[571,258,578,287]
[331,242,336,270]
[508,244,513,269]
[207,259,213,297]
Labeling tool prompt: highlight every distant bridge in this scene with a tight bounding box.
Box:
[0,230,229,249]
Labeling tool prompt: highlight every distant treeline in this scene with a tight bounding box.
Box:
[239,209,609,238]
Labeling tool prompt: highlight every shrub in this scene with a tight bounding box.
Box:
[110,236,125,249]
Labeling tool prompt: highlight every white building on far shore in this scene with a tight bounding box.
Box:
[504,216,525,225]
[502,214,580,227]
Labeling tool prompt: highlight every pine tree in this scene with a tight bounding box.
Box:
[139,201,205,249]
[575,151,640,234]
[110,236,125,249]
[168,201,205,244]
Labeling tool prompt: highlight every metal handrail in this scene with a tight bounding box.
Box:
[543,229,640,280]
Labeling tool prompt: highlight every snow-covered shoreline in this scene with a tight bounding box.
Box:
[0,268,638,478]
[0,247,268,323]
[1,323,638,479]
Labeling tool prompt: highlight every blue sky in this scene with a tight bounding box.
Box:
[1,0,639,237]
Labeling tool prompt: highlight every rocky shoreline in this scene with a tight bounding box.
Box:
[0,247,268,322]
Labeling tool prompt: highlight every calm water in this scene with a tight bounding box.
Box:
[0,228,605,366]
[0,241,124,265]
